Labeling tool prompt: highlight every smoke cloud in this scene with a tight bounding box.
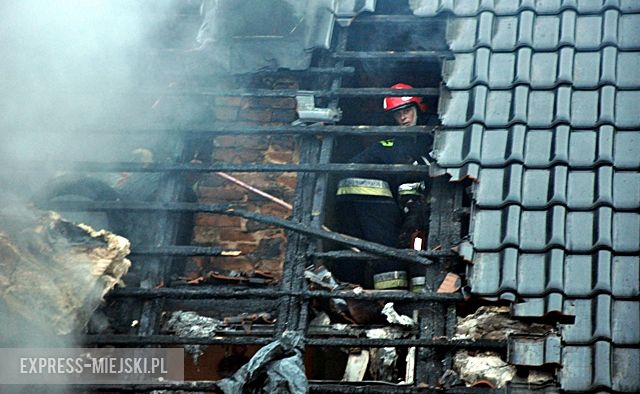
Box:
[0,0,191,357]
[0,0,189,198]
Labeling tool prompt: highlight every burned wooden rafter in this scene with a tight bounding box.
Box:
[166,87,440,98]
[134,139,188,337]
[44,200,435,265]
[333,51,452,61]
[247,66,356,76]
[276,137,321,334]
[177,67,356,81]
[309,384,504,394]
[183,124,438,137]
[130,245,237,257]
[16,161,431,175]
[108,287,462,303]
[81,334,505,349]
[41,124,435,137]
[311,250,455,260]
[350,14,446,24]
[66,382,502,393]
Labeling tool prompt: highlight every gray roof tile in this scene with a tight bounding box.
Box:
[445,47,638,90]
[470,207,640,252]
[441,86,637,128]
[430,2,640,390]
[559,295,640,344]
[560,343,640,392]
[435,126,638,170]
[619,13,640,49]
[473,166,638,209]
[509,334,562,366]
[469,250,640,299]
[411,0,640,17]
[446,10,636,52]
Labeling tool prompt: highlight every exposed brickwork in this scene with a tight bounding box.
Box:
[190,78,300,280]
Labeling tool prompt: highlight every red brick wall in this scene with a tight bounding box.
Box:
[188,79,300,280]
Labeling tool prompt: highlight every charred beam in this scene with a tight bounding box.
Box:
[310,385,502,394]
[81,335,504,349]
[108,286,462,302]
[183,124,436,137]
[66,382,501,393]
[83,335,273,346]
[311,250,454,260]
[109,287,284,299]
[351,15,445,24]
[333,51,452,61]
[43,201,435,265]
[246,66,356,76]
[166,87,440,98]
[175,67,356,81]
[303,290,461,302]
[36,125,435,137]
[130,245,237,257]
[11,161,431,175]
[333,87,440,97]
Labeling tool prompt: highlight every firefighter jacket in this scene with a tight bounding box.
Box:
[336,134,434,202]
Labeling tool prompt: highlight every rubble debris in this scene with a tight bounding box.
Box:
[453,350,516,388]
[366,327,404,382]
[309,311,331,326]
[402,347,416,384]
[304,265,339,290]
[438,369,461,388]
[437,272,461,293]
[346,296,385,325]
[180,269,276,286]
[527,370,555,385]
[163,310,222,363]
[305,266,349,320]
[223,312,275,332]
[0,211,131,337]
[381,302,416,328]
[343,350,369,382]
[217,331,307,394]
[454,306,554,340]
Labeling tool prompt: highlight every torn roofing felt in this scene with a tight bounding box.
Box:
[413,0,640,392]
[196,0,376,74]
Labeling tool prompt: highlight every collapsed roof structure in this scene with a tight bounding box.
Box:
[0,0,638,392]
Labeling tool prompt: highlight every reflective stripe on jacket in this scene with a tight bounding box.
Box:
[336,177,393,198]
[398,181,425,196]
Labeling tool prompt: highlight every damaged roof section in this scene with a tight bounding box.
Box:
[426,1,640,392]
[195,0,376,74]
[0,211,131,338]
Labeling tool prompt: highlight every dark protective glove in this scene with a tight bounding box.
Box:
[398,194,429,248]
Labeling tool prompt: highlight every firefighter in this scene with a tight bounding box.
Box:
[333,83,433,288]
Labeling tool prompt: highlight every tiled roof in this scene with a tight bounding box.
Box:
[425,0,640,391]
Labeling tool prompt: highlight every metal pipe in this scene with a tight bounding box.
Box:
[214,171,293,210]
[209,171,346,250]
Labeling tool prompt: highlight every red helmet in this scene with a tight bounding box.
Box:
[383,83,427,113]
